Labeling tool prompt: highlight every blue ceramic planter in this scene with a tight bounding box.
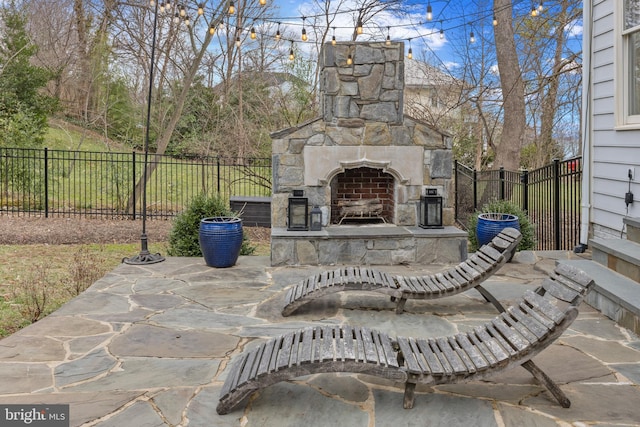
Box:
[476,213,520,246]
[199,217,243,268]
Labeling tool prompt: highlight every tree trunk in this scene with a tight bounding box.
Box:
[492,0,526,171]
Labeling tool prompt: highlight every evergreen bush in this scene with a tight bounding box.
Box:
[467,199,536,253]
[167,193,255,257]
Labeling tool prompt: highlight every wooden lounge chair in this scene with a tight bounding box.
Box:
[216,263,593,415]
[282,227,522,316]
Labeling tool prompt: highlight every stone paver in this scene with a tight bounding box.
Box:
[1,252,639,426]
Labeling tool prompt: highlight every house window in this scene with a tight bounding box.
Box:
[622,0,640,124]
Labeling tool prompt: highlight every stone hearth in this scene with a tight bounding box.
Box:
[270,41,466,266]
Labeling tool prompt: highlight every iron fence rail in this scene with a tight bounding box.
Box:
[454,157,582,251]
[0,148,271,219]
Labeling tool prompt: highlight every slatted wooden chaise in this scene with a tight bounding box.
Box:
[282,227,522,316]
[216,263,594,415]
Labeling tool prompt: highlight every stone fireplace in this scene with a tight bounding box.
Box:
[270,41,466,266]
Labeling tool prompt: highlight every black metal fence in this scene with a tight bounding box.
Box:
[455,157,582,250]
[0,147,271,219]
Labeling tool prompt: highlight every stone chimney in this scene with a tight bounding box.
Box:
[320,42,404,125]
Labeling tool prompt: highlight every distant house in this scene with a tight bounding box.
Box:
[581,0,640,241]
[402,58,466,126]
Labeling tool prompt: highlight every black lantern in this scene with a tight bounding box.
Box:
[310,206,323,231]
[288,190,309,231]
[419,188,443,229]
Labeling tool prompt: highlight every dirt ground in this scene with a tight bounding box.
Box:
[0,216,270,246]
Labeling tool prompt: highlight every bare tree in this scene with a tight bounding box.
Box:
[492,0,526,171]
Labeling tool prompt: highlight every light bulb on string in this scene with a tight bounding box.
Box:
[301,17,308,41]
[347,53,353,65]
[259,0,267,5]
[275,23,281,41]
[180,4,186,16]
[356,17,363,35]
[439,21,444,39]
[385,26,391,45]
[493,15,498,26]
[426,2,433,21]
[150,0,155,6]
[209,23,216,35]
[197,3,204,15]
[160,3,165,12]
[289,42,295,60]
[228,1,235,15]
[407,39,412,59]
[250,27,256,39]
[331,27,337,45]
[538,1,544,12]
[236,33,241,47]
[165,0,171,10]
[469,31,475,43]
[173,12,180,23]
[531,5,537,16]
[184,15,190,26]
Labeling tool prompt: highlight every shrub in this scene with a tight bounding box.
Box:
[467,199,536,252]
[167,193,255,257]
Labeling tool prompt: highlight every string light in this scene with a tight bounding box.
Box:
[275,22,281,41]
[347,53,353,65]
[250,26,256,39]
[493,15,498,26]
[385,26,391,45]
[260,0,267,5]
[538,1,544,12]
[150,0,155,6]
[197,3,204,15]
[301,17,308,41]
[356,17,363,35]
[180,4,186,16]
[173,12,180,23]
[209,23,216,35]
[439,21,444,39]
[184,15,190,26]
[289,41,295,60]
[426,2,433,21]
[236,32,241,47]
[165,0,171,9]
[228,1,235,15]
[407,38,412,59]
[332,27,337,45]
[531,5,537,17]
[160,3,165,13]
[469,30,475,43]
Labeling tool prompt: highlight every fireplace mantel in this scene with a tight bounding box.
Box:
[303,145,422,186]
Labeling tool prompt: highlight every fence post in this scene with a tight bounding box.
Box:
[473,168,478,211]
[44,148,49,218]
[499,167,505,200]
[132,151,136,220]
[521,169,529,212]
[454,160,459,222]
[554,158,561,249]
[217,156,221,194]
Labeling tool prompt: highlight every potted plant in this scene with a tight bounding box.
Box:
[467,199,536,253]
[167,193,255,267]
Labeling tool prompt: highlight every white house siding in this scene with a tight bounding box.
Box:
[588,0,640,238]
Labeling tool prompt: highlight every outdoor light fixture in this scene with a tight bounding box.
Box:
[310,206,323,231]
[124,0,167,265]
[356,18,363,35]
[419,189,443,229]
[347,54,353,65]
[288,190,309,231]
[228,1,235,14]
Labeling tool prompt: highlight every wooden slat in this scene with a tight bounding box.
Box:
[491,318,529,351]
[447,336,477,373]
[467,329,501,365]
[436,337,467,373]
[472,327,511,361]
[454,334,488,371]
[257,338,277,375]
[523,291,565,324]
[397,337,422,373]
[276,332,294,369]
[478,245,502,263]
[507,306,549,339]
[238,346,260,384]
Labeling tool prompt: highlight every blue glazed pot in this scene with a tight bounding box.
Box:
[199,217,243,268]
[476,213,520,246]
